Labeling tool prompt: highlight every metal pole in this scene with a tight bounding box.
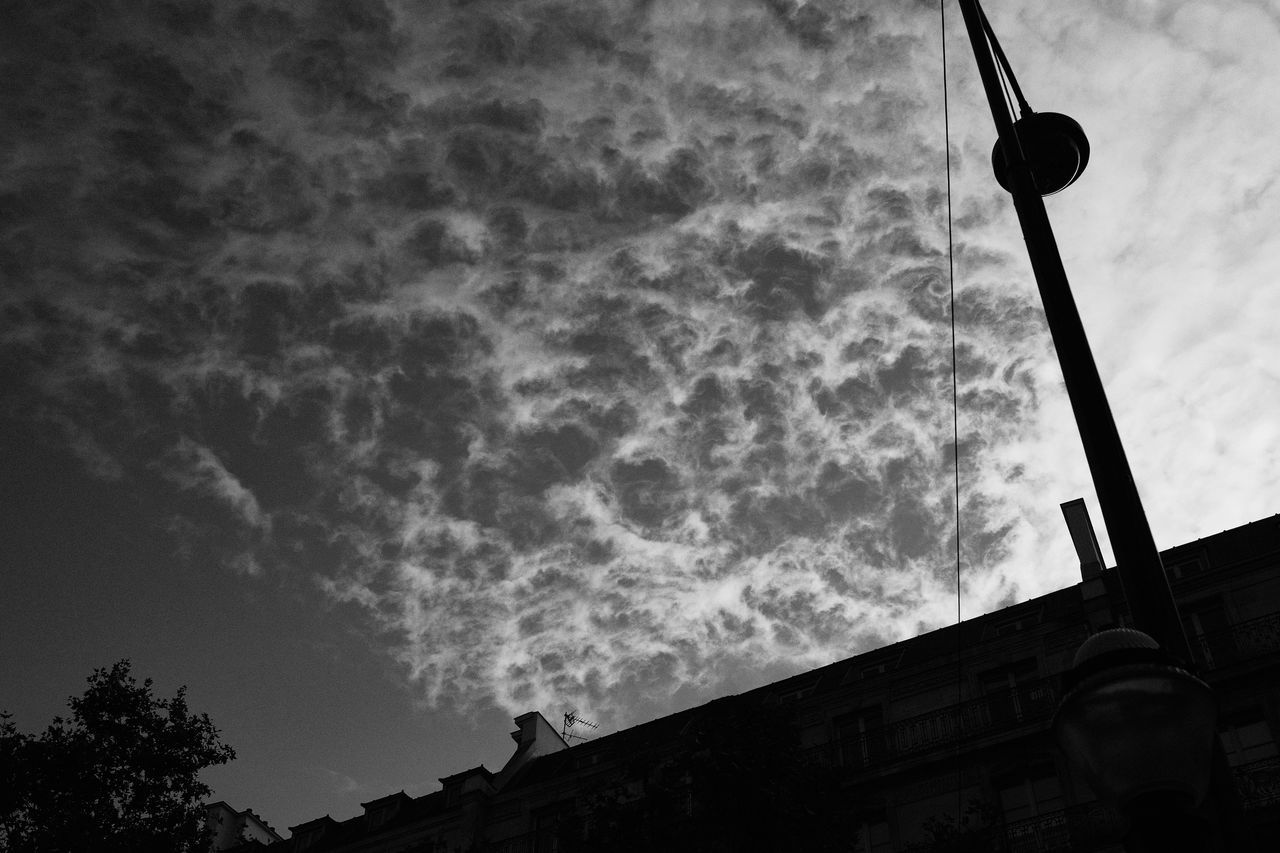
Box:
[953,1,1250,849]
[954,0,1189,662]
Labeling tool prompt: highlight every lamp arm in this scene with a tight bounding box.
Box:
[976,2,1032,116]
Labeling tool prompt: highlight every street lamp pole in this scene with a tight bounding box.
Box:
[954,0,1190,662]
[952,0,1251,848]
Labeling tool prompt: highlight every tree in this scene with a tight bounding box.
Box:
[0,660,236,853]
[919,798,1000,853]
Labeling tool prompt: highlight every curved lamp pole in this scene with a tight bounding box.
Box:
[952,1,1252,849]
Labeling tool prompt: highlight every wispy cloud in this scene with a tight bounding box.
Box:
[161,438,271,532]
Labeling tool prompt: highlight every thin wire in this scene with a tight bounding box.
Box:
[939,0,965,832]
[940,0,961,635]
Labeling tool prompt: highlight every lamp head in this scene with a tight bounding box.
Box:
[992,111,1090,196]
[1054,628,1217,811]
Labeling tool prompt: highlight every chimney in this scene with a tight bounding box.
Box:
[1061,498,1105,580]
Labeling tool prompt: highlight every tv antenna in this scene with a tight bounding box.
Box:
[561,710,599,744]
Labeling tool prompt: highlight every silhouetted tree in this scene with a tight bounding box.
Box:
[918,798,999,852]
[0,660,236,853]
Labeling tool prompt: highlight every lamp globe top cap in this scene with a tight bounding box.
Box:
[1072,627,1160,669]
[1062,628,1179,694]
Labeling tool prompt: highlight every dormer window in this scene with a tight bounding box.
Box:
[438,766,496,807]
[861,661,891,680]
[842,651,902,684]
[288,816,338,852]
[983,609,1043,640]
[361,791,410,832]
[1166,555,1208,580]
[778,682,817,703]
[573,750,604,770]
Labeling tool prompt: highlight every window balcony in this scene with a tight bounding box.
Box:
[483,832,535,853]
[1188,611,1280,670]
[482,830,570,853]
[802,676,1060,771]
[1235,755,1280,811]
[900,802,1123,852]
[998,803,1121,852]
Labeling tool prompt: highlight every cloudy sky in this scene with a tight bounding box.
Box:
[3,0,1279,834]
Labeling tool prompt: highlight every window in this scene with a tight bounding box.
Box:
[835,707,885,769]
[1182,598,1235,668]
[532,802,575,853]
[1220,709,1278,767]
[290,818,337,853]
[978,659,1044,726]
[363,792,409,832]
[1166,556,1207,580]
[862,661,891,680]
[983,610,1042,640]
[778,682,817,703]
[843,652,902,684]
[997,767,1063,822]
[856,812,893,852]
[995,763,1067,852]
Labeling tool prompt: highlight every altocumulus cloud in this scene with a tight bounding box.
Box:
[2,0,1061,725]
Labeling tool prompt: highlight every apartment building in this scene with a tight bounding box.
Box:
[231,506,1280,851]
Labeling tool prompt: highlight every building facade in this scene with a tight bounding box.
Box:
[208,801,285,849]
[233,506,1280,851]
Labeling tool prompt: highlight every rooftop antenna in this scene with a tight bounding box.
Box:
[561,709,599,745]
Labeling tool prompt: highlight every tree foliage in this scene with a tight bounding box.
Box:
[919,798,1000,853]
[0,660,236,853]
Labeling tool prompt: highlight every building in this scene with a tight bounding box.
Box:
[233,506,1280,851]
[208,801,284,850]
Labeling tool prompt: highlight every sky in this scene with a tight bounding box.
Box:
[3,0,1280,835]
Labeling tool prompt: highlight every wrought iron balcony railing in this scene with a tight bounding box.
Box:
[802,613,1280,774]
[801,676,1060,771]
[899,802,1123,853]
[1235,754,1280,811]
[1188,611,1280,670]
[999,802,1124,853]
[483,832,536,853]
